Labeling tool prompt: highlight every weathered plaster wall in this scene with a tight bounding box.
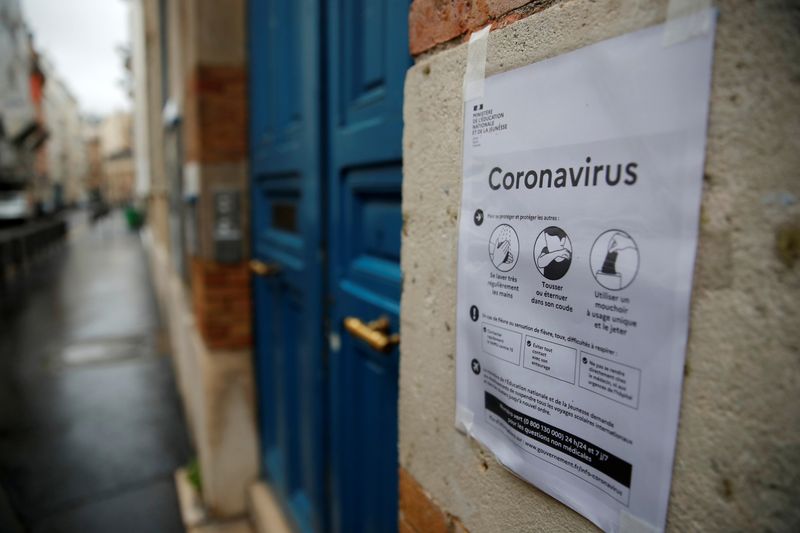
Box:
[400,0,800,531]
[145,231,259,517]
[137,0,257,517]
[141,0,170,249]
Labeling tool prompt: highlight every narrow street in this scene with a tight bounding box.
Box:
[0,212,191,532]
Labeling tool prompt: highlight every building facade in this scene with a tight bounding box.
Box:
[0,0,42,220]
[0,0,90,219]
[97,111,135,205]
[132,0,258,520]
[132,1,800,532]
[40,59,88,209]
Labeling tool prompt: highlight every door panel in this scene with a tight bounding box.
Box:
[251,0,409,530]
[327,1,410,531]
[329,167,402,533]
[249,0,325,531]
[341,165,403,297]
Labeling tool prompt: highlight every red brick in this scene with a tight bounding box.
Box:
[399,468,450,533]
[399,467,470,533]
[451,516,469,533]
[191,258,253,350]
[205,287,249,299]
[184,65,248,164]
[408,0,546,55]
[399,517,417,533]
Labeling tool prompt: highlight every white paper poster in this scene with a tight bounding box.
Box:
[455,14,716,533]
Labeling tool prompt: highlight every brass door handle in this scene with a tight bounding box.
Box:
[249,259,281,276]
[343,316,399,353]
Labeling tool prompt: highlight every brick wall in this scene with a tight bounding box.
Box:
[182,62,250,349]
[400,468,468,533]
[191,258,252,350]
[409,0,558,55]
[184,65,248,165]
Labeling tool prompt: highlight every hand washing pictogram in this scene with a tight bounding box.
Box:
[488,224,519,272]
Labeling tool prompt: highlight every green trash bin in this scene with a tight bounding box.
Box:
[124,206,144,230]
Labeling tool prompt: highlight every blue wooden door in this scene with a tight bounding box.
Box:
[326,2,410,532]
[249,1,326,531]
[250,1,409,531]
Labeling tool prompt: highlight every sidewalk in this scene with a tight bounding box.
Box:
[0,211,192,532]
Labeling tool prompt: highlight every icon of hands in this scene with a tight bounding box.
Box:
[492,239,514,268]
[608,232,636,253]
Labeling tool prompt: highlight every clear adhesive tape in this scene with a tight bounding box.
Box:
[455,404,475,435]
[463,25,491,102]
[619,510,661,533]
[662,1,714,46]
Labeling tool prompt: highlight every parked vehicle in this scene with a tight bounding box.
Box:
[0,188,30,222]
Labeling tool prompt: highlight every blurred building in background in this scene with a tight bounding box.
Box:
[0,0,43,221]
[98,111,134,205]
[0,0,91,220]
[41,57,88,209]
[130,0,799,532]
[83,118,103,195]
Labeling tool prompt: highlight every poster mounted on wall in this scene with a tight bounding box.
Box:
[455,11,717,533]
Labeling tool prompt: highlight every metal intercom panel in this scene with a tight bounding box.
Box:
[213,189,242,263]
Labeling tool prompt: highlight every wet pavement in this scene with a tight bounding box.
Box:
[0,211,192,532]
